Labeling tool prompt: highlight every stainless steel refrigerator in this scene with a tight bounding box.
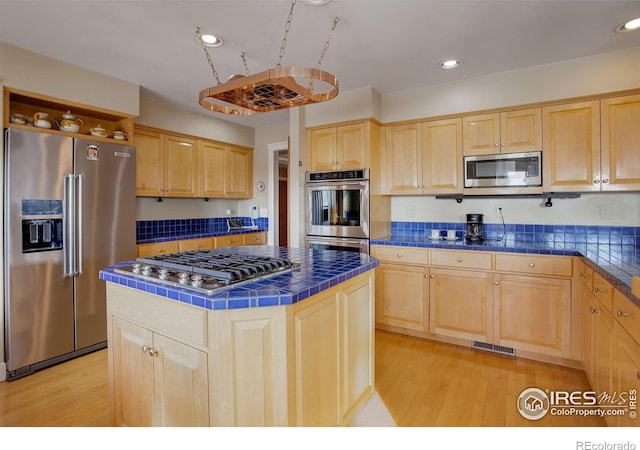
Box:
[4,128,136,379]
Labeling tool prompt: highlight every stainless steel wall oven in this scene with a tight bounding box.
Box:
[305,169,370,254]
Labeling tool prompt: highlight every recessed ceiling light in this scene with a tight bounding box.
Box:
[439,59,461,70]
[301,0,332,5]
[616,17,640,33]
[201,33,223,47]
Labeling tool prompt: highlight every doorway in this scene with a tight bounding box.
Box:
[277,149,289,246]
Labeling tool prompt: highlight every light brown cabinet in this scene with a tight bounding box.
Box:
[493,273,571,358]
[542,100,601,192]
[601,94,640,191]
[134,129,197,197]
[135,126,253,199]
[307,122,367,172]
[137,232,266,257]
[462,107,542,156]
[429,267,493,343]
[375,262,429,332]
[111,316,209,427]
[178,237,214,252]
[384,119,463,195]
[137,241,180,257]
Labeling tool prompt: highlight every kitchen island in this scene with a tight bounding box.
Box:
[99,246,378,427]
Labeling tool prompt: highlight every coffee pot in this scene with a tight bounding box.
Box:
[466,213,484,242]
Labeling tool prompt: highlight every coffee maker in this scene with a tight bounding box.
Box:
[466,213,484,243]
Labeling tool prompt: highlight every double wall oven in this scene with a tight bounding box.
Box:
[305,169,370,254]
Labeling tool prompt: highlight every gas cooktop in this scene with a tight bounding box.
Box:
[115,249,298,295]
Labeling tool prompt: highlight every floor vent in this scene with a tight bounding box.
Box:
[472,341,516,357]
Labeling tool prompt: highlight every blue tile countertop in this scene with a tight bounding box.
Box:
[99,246,378,311]
[371,235,640,306]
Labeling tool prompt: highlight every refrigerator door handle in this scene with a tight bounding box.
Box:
[76,174,83,275]
[63,174,75,277]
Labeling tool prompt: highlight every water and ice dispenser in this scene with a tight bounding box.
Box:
[20,200,64,253]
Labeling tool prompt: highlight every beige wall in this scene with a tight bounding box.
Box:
[304,86,382,128]
[382,46,640,227]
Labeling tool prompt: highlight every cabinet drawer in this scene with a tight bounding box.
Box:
[372,246,428,265]
[179,237,213,252]
[242,232,267,245]
[613,289,640,345]
[592,272,614,313]
[137,241,180,257]
[495,253,572,277]
[214,234,244,248]
[430,250,492,270]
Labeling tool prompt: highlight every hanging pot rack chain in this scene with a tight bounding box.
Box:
[277,0,297,69]
[309,16,340,91]
[196,26,222,85]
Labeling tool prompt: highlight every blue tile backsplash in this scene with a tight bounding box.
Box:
[136,216,268,243]
[390,221,640,247]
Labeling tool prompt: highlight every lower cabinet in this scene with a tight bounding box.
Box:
[375,262,428,332]
[372,246,574,361]
[107,271,375,427]
[613,323,640,427]
[111,316,209,427]
[429,268,494,342]
[493,273,571,358]
[294,274,374,426]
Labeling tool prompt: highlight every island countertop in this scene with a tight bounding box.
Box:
[99,246,379,311]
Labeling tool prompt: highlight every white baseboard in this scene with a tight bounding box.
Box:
[0,362,6,382]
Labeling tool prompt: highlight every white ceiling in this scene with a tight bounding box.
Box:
[1,0,639,128]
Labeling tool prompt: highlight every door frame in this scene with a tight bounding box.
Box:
[267,141,289,246]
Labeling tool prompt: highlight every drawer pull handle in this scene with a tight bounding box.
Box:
[589,306,599,314]
[396,253,402,258]
[617,310,630,318]
[148,348,158,357]
[494,281,499,285]
[594,287,604,293]
[142,345,149,353]
[529,263,535,268]
[428,274,434,279]
[456,257,463,262]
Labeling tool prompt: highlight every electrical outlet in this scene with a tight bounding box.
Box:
[495,204,504,219]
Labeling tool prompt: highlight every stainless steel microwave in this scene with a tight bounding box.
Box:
[464,151,542,188]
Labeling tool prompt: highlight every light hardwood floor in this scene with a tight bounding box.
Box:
[0,330,604,427]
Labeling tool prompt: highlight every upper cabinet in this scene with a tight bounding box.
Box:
[543,94,640,193]
[384,119,462,195]
[542,100,601,192]
[462,107,541,156]
[307,121,368,172]
[135,128,197,197]
[198,141,253,198]
[601,94,640,191]
[135,125,253,199]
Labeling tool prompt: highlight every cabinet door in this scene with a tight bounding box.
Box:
[242,231,267,245]
[111,316,154,427]
[601,94,640,191]
[613,324,640,427]
[500,107,542,153]
[308,127,336,172]
[385,124,422,194]
[493,274,571,358]
[152,333,209,427]
[226,146,253,198]
[421,118,463,194]
[462,112,500,156]
[214,234,244,248]
[581,290,598,387]
[542,101,601,192]
[341,275,374,421]
[429,268,493,342]
[375,263,428,332]
[137,241,179,257]
[178,237,213,252]
[595,304,614,399]
[163,135,197,197]
[199,140,227,197]
[294,291,340,426]
[134,129,164,196]
[336,123,366,169]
